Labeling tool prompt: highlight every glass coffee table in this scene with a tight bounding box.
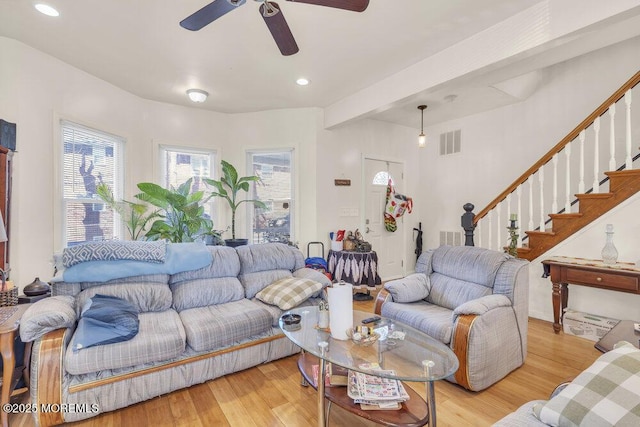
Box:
[280,307,459,427]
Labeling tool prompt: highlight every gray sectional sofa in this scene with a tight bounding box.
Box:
[20,242,330,426]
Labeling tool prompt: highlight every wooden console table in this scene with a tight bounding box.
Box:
[542,257,640,333]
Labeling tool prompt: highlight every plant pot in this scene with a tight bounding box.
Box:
[225,238,249,248]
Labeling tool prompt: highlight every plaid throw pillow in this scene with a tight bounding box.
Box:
[256,277,323,310]
[533,341,640,426]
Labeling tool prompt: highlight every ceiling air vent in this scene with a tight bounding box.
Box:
[439,130,461,155]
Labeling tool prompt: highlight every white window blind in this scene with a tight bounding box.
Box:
[248,150,294,244]
[61,120,123,246]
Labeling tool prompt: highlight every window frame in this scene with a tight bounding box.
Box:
[246,148,295,245]
[58,119,125,247]
[158,144,217,225]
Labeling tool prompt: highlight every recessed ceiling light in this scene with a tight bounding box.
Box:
[296,78,310,86]
[186,89,208,103]
[35,4,60,17]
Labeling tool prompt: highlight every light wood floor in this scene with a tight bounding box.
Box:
[10,293,603,426]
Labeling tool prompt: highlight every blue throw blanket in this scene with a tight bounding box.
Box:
[62,242,212,283]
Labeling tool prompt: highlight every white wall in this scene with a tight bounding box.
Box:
[0,36,419,293]
[415,36,640,322]
[2,33,639,321]
[316,118,422,275]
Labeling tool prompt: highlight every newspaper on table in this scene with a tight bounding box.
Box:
[347,363,410,410]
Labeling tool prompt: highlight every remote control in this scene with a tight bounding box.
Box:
[362,316,381,324]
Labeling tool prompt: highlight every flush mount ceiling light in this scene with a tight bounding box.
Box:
[186,89,208,103]
[417,105,427,148]
[296,78,310,86]
[35,3,60,17]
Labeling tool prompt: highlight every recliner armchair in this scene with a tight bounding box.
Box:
[374,245,529,391]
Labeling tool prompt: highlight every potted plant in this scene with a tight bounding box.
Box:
[135,178,214,243]
[204,160,267,247]
[96,183,159,240]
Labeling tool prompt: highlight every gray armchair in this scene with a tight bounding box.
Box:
[375,245,529,391]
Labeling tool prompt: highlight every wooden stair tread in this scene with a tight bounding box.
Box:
[518,170,640,260]
[548,213,583,219]
[604,169,640,178]
[576,193,613,199]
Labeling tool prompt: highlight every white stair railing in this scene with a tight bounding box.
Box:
[466,71,640,252]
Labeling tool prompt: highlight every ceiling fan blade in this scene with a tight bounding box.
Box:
[180,0,247,31]
[285,0,369,12]
[260,2,299,56]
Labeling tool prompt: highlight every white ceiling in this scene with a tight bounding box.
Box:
[1,0,639,130]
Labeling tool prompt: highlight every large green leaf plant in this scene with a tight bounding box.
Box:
[96,183,159,241]
[204,160,267,240]
[135,178,214,243]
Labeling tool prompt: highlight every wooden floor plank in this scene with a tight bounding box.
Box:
[9,292,604,426]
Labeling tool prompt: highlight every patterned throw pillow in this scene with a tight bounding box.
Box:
[63,240,166,268]
[533,341,640,426]
[256,277,323,310]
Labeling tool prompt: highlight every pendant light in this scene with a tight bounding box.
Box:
[417,105,427,148]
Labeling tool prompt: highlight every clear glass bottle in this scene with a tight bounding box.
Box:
[601,224,618,265]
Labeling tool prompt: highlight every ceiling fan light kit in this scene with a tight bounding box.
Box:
[187,89,209,103]
[180,0,370,56]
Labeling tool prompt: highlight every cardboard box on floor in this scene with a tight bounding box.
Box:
[563,309,620,342]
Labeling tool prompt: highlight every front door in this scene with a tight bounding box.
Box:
[364,158,405,281]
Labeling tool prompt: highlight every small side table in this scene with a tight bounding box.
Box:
[327,250,382,301]
[18,292,51,304]
[0,304,30,427]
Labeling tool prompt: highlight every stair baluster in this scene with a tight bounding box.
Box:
[625,90,633,169]
[461,70,640,260]
[564,143,571,213]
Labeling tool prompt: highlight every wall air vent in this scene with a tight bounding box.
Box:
[439,130,461,155]
[439,231,462,246]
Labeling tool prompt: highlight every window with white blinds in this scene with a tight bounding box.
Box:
[61,120,124,246]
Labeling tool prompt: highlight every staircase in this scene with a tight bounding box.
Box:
[467,70,640,261]
[521,169,640,260]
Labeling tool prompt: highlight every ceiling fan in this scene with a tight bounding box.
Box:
[180,0,370,56]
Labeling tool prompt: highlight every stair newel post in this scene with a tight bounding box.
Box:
[516,185,523,247]
[625,90,633,169]
[592,116,601,193]
[461,203,476,247]
[609,103,616,172]
[551,154,558,214]
[578,130,586,193]
[564,143,572,213]
[538,165,545,231]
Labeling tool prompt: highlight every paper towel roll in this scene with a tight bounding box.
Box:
[327,282,353,340]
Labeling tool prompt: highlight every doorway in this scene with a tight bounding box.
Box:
[363,158,405,281]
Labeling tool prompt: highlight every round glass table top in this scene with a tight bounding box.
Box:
[280,307,459,382]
